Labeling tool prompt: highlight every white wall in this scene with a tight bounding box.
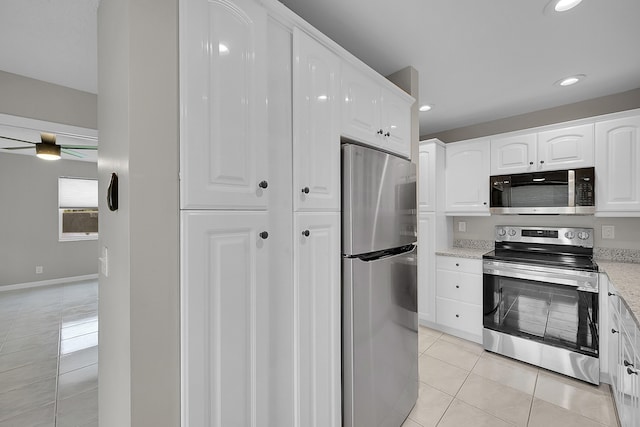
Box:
[423,88,640,142]
[453,216,640,250]
[97,0,180,425]
[0,70,97,129]
[0,152,98,287]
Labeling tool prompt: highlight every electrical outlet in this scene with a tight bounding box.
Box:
[458,221,467,232]
[35,266,43,274]
[602,225,615,240]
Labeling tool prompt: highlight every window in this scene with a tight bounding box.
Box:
[59,177,98,241]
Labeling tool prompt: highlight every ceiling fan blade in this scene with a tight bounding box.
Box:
[59,145,98,150]
[3,146,35,150]
[61,148,86,158]
[0,135,37,145]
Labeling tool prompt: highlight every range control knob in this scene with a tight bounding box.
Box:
[508,228,517,237]
[564,231,575,239]
[578,231,590,240]
[497,228,506,237]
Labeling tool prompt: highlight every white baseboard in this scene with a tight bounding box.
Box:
[0,274,99,292]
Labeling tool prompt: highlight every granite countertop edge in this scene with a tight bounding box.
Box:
[435,248,490,259]
[597,261,640,328]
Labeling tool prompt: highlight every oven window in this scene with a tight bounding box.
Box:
[483,274,598,357]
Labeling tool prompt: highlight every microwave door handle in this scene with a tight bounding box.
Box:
[568,169,575,207]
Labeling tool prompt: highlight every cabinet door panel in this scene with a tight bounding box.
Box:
[538,124,594,170]
[418,213,436,323]
[293,29,340,212]
[294,213,341,427]
[381,88,411,158]
[445,140,490,215]
[181,0,268,209]
[341,64,381,146]
[418,144,435,212]
[490,134,536,175]
[596,116,640,214]
[181,211,269,427]
[436,270,482,304]
[436,297,483,337]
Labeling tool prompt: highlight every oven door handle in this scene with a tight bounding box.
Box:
[483,261,599,293]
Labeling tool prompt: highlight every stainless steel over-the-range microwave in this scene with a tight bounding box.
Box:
[490,167,595,214]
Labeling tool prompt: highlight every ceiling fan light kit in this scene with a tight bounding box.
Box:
[35,142,61,160]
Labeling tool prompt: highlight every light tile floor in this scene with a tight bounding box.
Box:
[404,326,620,427]
[0,280,98,427]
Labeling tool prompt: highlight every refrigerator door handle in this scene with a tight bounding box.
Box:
[353,244,416,262]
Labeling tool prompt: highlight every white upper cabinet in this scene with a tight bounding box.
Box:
[490,124,594,175]
[596,115,640,215]
[181,211,270,427]
[419,139,445,212]
[293,28,341,212]
[380,87,411,158]
[537,124,594,170]
[490,133,537,175]
[180,0,269,210]
[445,139,490,215]
[294,212,341,427]
[341,63,412,159]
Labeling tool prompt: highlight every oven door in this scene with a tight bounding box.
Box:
[483,260,599,357]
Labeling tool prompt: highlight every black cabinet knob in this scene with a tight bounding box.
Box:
[608,292,616,296]
[540,160,545,164]
[624,360,634,367]
[377,129,384,135]
[258,180,268,189]
[259,231,269,239]
[455,314,460,318]
[302,230,310,237]
[612,328,619,334]
[455,263,459,267]
[628,367,638,376]
[455,285,460,289]
[301,187,310,194]
[529,161,534,165]
[483,202,488,205]
[384,132,390,137]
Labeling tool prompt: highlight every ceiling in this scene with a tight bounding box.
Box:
[0,0,639,139]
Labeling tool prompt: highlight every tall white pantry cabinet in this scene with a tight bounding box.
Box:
[179,0,343,426]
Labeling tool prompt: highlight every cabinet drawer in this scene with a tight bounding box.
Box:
[436,256,482,274]
[436,297,482,337]
[436,270,482,304]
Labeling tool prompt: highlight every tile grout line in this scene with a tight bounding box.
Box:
[54,293,63,427]
[525,369,540,427]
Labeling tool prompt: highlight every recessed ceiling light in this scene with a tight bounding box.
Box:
[554,0,583,12]
[419,104,433,112]
[543,0,583,15]
[218,43,229,55]
[555,74,586,87]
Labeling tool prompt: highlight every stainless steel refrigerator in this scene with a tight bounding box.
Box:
[342,143,418,427]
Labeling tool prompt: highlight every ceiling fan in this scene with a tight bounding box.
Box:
[0,132,97,160]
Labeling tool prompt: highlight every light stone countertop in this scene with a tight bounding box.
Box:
[435,247,491,259]
[598,261,640,325]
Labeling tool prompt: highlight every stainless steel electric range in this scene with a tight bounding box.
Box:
[482,226,600,384]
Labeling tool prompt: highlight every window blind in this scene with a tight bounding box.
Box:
[58,177,98,209]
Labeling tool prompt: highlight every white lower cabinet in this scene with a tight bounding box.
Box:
[418,213,436,323]
[294,212,341,427]
[435,255,483,341]
[607,283,640,427]
[181,211,270,427]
